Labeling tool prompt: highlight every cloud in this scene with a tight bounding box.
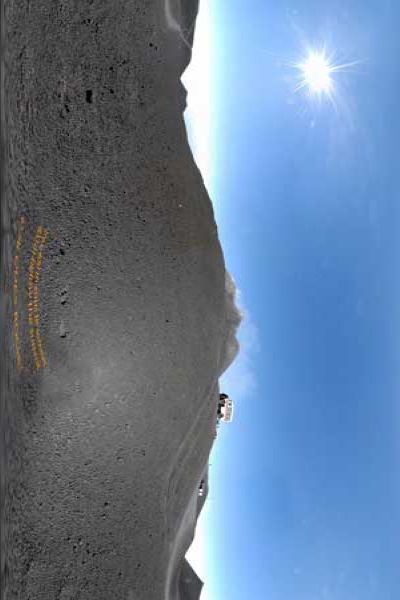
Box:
[181,0,213,192]
[219,275,260,399]
[173,4,258,595]
[175,0,259,400]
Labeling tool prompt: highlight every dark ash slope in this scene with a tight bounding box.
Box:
[1,1,241,599]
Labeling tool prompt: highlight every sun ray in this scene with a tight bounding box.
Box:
[286,45,364,116]
[298,51,334,94]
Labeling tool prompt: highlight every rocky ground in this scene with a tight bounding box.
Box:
[1,1,240,598]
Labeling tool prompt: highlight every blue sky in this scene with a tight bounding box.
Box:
[184,1,400,599]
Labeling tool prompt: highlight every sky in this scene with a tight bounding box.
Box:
[184,1,400,599]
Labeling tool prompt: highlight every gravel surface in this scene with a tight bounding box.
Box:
[1,1,240,598]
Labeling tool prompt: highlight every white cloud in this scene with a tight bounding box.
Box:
[220,286,260,400]
[182,4,214,594]
[181,4,258,597]
[182,0,213,193]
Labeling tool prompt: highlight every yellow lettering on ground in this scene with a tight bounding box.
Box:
[12,216,25,371]
[35,229,48,368]
[27,225,48,370]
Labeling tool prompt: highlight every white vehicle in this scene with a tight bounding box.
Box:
[219,396,234,423]
[198,480,205,497]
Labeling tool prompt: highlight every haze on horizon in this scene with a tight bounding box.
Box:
[183,1,400,599]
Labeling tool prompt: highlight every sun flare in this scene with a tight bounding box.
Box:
[290,46,361,110]
[300,51,333,94]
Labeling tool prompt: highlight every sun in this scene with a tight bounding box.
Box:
[282,39,363,118]
[299,51,334,94]
[290,46,361,109]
